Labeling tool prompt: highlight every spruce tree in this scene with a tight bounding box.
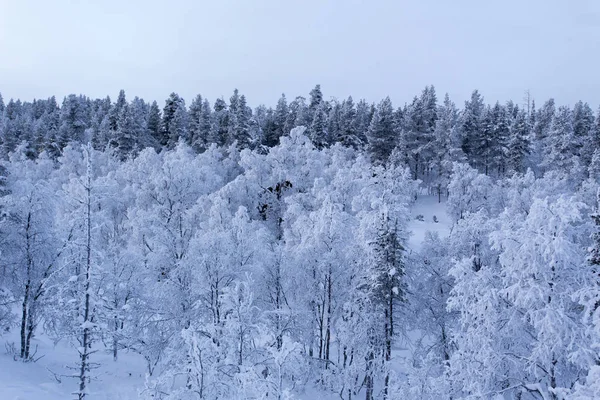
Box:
[283,95,300,135]
[115,104,136,160]
[227,89,240,146]
[367,97,396,165]
[160,93,187,149]
[309,84,323,116]
[58,95,89,149]
[490,102,510,174]
[146,101,161,150]
[506,109,530,173]
[200,99,212,148]
[310,103,328,149]
[130,97,149,150]
[338,96,361,148]
[572,101,595,165]
[188,94,204,152]
[233,94,252,149]
[274,94,288,140]
[432,93,460,200]
[402,86,438,180]
[44,96,61,159]
[211,98,229,147]
[354,99,372,146]
[589,149,600,183]
[460,90,485,161]
[543,105,577,172]
[326,100,341,146]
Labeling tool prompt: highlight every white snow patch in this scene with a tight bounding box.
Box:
[408,195,451,252]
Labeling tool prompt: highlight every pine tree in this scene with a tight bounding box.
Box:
[309,84,323,116]
[531,99,556,173]
[460,90,485,161]
[310,102,328,149]
[146,101,161,150]
[534,98,556,142]
[188,94,204,152]
[544,105,578,172]
[90,96,111,151]
[187,95,213,152]
[572,101,595,166]
[591,106,600,153]
[115,104,136,160]
[274,93,288,140]
[402,86,438,180]
[284,96,301,134]
[58,95,89,149]
[256,107,275,149]
[160,93,187,149]
[106,90,127,149]
[130,97,149,150]
[326,100,342,146]
[211,98,229,147]
[113,90,127,129]
[261,107,279,148]
[589,149,600,183]
[367,97,396,165]
[227,89,240,146]
[200,99,212,147]
[354,99,372,146]
[44,96,61,159]
[432,93,460,201]
[232,93,252,149]
[506,109,531,173]
[489,101,510,174]
[477,106,493,174]
[337,96,361,148]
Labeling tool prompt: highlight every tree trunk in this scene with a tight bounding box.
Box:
[324,269,332,368]
[20,212,33,360]
[78,146,93,400]
[365,351,374,400]
[275,261,283,350]
[112,315,118,361]
[383,292,393,400]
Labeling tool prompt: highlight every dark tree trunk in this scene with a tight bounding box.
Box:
[20,212,33,360]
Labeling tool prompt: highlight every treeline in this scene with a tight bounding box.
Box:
[1,86,598,188]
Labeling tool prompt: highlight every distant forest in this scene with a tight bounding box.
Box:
[0,85,594,185]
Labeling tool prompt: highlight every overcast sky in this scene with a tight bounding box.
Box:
[1,0,599,108]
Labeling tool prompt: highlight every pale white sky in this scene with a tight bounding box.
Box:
[1,0,599,108]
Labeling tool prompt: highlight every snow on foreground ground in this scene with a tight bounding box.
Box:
[407,195,451,253]
[393,195,451,364]
[0,196,450,400]
[0,327,147,400]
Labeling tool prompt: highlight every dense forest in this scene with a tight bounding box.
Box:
[0,85,599,399]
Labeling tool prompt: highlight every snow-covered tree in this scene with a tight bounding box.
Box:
[367,97,396,165]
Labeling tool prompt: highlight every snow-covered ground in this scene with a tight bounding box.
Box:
[393,195,452,364]
[0,328,147,400]
[0,196,450,400]
[407,194,451,252]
